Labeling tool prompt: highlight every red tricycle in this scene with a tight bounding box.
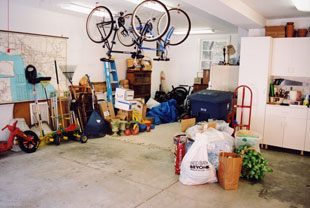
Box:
[1,120,40,153]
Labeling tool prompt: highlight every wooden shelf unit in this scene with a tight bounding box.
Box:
[127,71,152,99]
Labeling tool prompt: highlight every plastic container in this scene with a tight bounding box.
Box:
[188,90,233,122]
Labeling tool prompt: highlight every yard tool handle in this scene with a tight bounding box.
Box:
[54,60,59,84]
[54,60,65,127]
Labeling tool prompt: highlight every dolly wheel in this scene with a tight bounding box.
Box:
[55,135,61,146]
[80,134,88,143]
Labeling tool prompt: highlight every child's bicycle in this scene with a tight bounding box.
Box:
[1,120,39,153]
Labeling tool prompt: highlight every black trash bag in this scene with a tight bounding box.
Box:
[83,110,108,138]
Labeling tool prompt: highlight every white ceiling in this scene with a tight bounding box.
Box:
[11,0,310,33]
[12,0,238,34]
[241,0,310,19]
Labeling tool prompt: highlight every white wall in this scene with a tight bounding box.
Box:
[164,33,240,93]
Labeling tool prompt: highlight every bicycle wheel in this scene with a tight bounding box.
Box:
[132,0,170,42]
[158,8,191,46]
[86,6,114,43]
[117,13,141,47]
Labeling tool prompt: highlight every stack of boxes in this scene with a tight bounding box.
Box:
[115,88,137,111]
[99,88,147,123]
[115,88,137,121]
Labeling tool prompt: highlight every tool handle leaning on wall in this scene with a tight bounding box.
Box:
[54,60,65,127]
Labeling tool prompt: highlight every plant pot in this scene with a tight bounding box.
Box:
[298,28,308,37]
[286,22,294,37]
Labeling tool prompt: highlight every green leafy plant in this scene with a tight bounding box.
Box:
[236,145,273,181]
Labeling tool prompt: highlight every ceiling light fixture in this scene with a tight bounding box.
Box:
[174,29,215,35]
[125,0,172,11]
[291,0,310,12]
[60,3,112,17]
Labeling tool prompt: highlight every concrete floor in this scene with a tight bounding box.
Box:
[0,122,309,208]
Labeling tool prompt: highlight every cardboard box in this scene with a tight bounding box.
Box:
[265,26,285,38]
[119,79,129,88]
[135,100,147,120]
[117,109,133,121]
[218,152,243,190]
[127,58,142,71]
[93,82,107,92]
[201,121,216,131]
[115,88,134,101]
[203,69,210,85]
[99,102,115,122]
[194,77,202,84]
[181,118,196,132]
[115,99,137,111]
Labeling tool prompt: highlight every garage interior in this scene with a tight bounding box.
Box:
[0,0,310,208]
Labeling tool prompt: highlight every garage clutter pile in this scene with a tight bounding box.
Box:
[174,120,273,190]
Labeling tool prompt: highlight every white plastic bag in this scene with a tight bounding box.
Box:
[146,98,160,109]
[179,133,218,185]
[202,128,235,169]
[235,131,261,152]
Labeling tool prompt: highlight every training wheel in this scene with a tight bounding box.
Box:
[80,134,88,143]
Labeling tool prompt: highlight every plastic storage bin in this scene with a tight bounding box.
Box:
[188,89,233,122]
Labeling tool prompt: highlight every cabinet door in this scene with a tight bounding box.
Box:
[291,38,310,77]
[283,117,306,150]
[271,38,292,76]
[238,37,272,134]
[263,113,284,147]
[305,120,310,151]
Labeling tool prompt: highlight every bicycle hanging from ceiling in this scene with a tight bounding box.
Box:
[86,0,191,61]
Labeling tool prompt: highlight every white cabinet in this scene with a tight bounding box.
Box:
[271,38,292,76]
[305,112,310,151]
[238,37,272,137]
[263,105,307,151]
[283,117,306,150]
[263,110,284,147]
[271,38,310,77]
[210,65,239,92]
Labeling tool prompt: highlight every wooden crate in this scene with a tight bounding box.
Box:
[265,26,285,38]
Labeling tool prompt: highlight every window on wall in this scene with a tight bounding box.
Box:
[200,38,229,70]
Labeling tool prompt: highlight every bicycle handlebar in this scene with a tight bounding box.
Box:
[2,120,18,131]
[1,125,8,131]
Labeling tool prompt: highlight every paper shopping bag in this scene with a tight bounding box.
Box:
[218,152,242,190]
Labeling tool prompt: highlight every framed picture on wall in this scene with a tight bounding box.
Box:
[200,38,229,70]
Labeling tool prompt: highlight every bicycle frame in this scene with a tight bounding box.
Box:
[100,13,175,59]
[139,26,175,53]
[102,15,147,58]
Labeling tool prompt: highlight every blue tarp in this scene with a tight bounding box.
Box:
[146,99,178,125]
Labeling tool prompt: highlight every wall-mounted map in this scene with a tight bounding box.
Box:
[0,61,14,77]
[0,30,68,103]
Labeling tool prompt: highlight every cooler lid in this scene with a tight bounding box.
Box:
[188,89,233,103]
